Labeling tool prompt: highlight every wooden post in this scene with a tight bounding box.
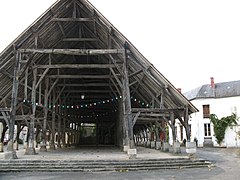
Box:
[170,112,176,143]
[50,88,56,150]
[40,78,49,151]
[122,43,130,150]
[122,42,136,158]
[57,98,62,148]
[0,122,3,152]
[25,68,37,155]
[184,106,191,141]
[8,48,21,159]
[24,67,28,100]
[62,99,67,147]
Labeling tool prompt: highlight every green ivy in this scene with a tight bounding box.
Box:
[210,113,238,145]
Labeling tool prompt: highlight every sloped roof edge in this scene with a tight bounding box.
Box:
[0,0,198,114]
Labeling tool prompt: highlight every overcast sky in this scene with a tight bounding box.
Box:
[0,0,239,92]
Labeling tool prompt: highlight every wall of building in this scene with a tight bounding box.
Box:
[178,96,240,147]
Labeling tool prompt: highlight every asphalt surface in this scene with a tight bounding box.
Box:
[0,147,240,180]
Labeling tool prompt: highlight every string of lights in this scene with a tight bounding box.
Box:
[20,95,151,109]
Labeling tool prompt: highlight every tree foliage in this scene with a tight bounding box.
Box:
[210,113,238,145]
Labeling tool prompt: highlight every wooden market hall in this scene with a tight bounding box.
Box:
[0,0,197,159]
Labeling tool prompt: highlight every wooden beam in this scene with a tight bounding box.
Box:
[19,48,124,56]
[132,108,184,113]
[47,79,58,97]
[136,117,162,122]
[110,78,121,95]
[36,68,49,88]
[129,69,143,78]
[51,17,96,22]
[34,64,115,69]
[47,75,113,79]
[57,83,112,87]
[132,112,141,126]
[62,38,98,42]
[110,68,122,88]
[139,113,170,117]
[56,90,112,93]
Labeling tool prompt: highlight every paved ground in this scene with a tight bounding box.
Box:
[0,145,188,161]
[0,146,240,180]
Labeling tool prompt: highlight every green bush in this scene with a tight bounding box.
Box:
[210,113,238,145]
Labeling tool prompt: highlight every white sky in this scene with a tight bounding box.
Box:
[0,0,240,92]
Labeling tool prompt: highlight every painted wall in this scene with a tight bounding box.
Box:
[172,96,240,147]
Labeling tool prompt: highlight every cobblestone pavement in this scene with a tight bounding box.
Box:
[0,146,240,180]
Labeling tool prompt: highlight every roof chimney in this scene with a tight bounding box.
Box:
[210,77,215,88]
[177,88,182,93]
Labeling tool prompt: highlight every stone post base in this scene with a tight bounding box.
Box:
[162,142,169,152]
[23,142,28,149]
[25,147,37,155]
[7,140,14,151]
[40,144,47,152]
[155,142,161,150]
[123,145,129,152]
[49,144,56,150]
[186,142,197,154]
[128,148,137,159]
[150,141,155,149]
[0,143,3,152]
[4,151,18,159]
[173,142,181,154]
[146,141,151,148]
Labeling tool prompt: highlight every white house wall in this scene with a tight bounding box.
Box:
[186,96,240,147]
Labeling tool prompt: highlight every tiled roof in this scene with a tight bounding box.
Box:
[184,80,240,100]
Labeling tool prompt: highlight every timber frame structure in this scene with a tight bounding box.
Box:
[0,0,197,158]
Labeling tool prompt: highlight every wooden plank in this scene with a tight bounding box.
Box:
[19,49,124,55]
[34,64,115,69]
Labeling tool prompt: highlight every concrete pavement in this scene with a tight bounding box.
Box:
[0,145,189,161]
[0,146,239,179]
